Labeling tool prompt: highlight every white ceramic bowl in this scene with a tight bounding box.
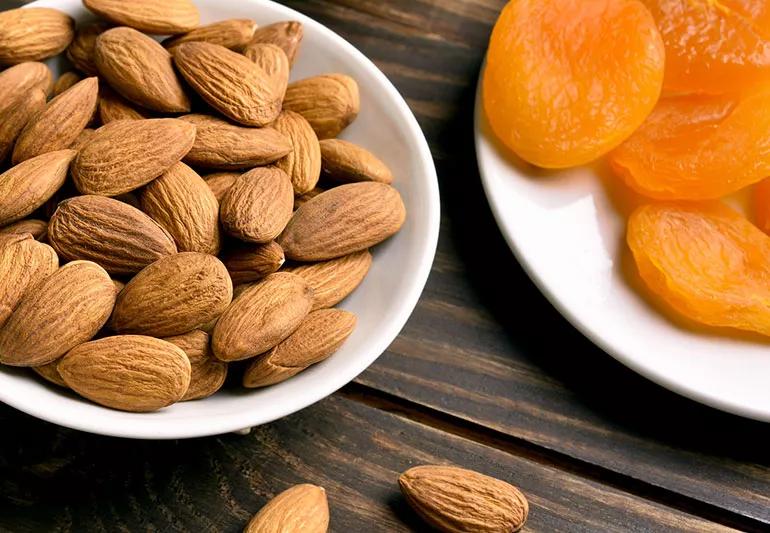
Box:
[0,0,440,438]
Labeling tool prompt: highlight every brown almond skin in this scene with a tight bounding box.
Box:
[72,118,196,196]
[242,43,289,100]
[139,162,221,254]
[83,0,199,35]
[248,21,303,66]
[48,195,177,275]
[67,22,110,75]
[320,139,394,184]
[0,234,59,328]
[285,250,372,310]
[164,330,227,401]
[244,309,356,388]
[99,86,151,123]
[173,42,282,127]
[12,77,99,164]
[283,74,360,139]
[212,272,312,362]
[223,241,285,284]
[0,8,75,66]
[33,361,68,388]
[0,62,53,102]
[0,261,116,367]
[180,114,291,169]
[279,183,406,261]
[244,484,328,533]
[70,128,96,151]
[273,111,322,195]
[205,172,240,202]
[399,465,529,533]
[0,150,77,227]
[112,252,233,337]
[53,71,82,96]
[293,187,325,210]
[0,88,46,163]
[59,335,191,412]
[220,167,294,243]
[0,219,48,241]
[163,19,257,51]
[95,27,190,113]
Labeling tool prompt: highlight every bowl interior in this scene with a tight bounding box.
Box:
[0,0,440,438]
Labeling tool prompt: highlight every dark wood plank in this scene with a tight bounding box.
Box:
[278,0,770,525]
[0,397,735,533]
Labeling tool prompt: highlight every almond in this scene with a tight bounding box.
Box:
[0,219,48,241]
[95,27,190,113]
[139,162,221,254]
[112,279,125,294]
[243,309,356,388]
[244,484,328,533]
[0,61,53,101]
[0,8,74,65]
[223,241,285,284]
[12,77,99,164]
[320,139,394,184]
[279,183,406,261]
[0,88,46,163]
[283,74,360,139]
[48,195,177,274]
[212,272,312,362]
[164,330,227,401]
[112,252,233,337]
[284,250,372,310]
[70,128,96,151]
[273,111,321,195]
[248,21,303,66]
[293,187,325,210]
[0,150,76,227]
[33,361,67,388]
[59,335,191,412]
[163,19,257,51]
[173,42,282,126]
[205,171,239,202]
[98,86,151,123]
[53,71,82,96]
[0,234,58,328]
[399,465,529,533]
[220,167,294,243]
[242,43,289,99]
[0,261,115,367]
[72,118,196,196]
[67,22,110,75]
[83,0,199,35]
[180,114,291,169]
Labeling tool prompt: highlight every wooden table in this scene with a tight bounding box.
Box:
[2,1,770,531]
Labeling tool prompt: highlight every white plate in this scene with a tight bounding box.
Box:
[475,74,770,422]
[0,0,440,438]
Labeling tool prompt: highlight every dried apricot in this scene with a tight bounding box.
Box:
[609,85,770,200]
[753,177,770,234]
[628,202,770,336]
[642,0,770,94]
[483,0,664,168]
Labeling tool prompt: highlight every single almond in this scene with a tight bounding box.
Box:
[244,484,328,533]
[293,187,325,210]
[70,128,96,151]
[279,183,406,261]
[242,43,289,99]
[223,241,285,284]
[59,335,191,412]
[0,8,74,65]
[0,150,76,227]
[71,118,196,196]
[163,19,257,51]
[112,252,233,337]
[283,74,360,139]
[273,111,321,195]
[83,0,199,35]
[399,465,529,533]
[164,330,227,401]
[243,309,356,388]
[284,250,372,310]
[33,361,68,388]
[248,21,303,66]
[212,272,312,362]
[220,167,294,243]
[0,88,46,163]
[0,219,48,241]
[180,114,291,169]
[12,77,99,164]
[0,61,53,102]
[320,139,394,184]
[98,86,151,123]
[139,162,221,254]
[53,71,82,96]
[95,27,190,113]
[67,22,110,75]
[205,172,240,202]
[173,42,282,126]
[0,261,115,367]
[48,195,177,275]
[0,234,58,328]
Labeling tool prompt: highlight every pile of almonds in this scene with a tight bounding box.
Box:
[0,0,406,412]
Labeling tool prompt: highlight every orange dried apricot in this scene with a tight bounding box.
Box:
[483,0,664,168]
[642,0,770,94]
[609,85,770,200]
[752,177,770,233]
[628,201,770,336]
